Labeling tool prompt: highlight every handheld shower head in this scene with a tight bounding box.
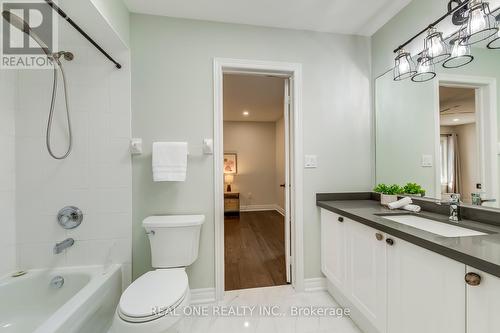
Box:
[1,10,51,55]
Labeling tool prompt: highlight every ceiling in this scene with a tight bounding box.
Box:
[123,0,412,36]
[439,87,476,126]
[223,74,284,122]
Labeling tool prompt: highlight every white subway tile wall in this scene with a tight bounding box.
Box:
[13,34,132,286]
[0,69,17,277]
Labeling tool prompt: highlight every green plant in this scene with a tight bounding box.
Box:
[373,184,404,195]
[403,183,426,196]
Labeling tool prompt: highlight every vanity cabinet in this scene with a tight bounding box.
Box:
[346,220,387,333]
[466,267,500,333]
[320,208,468,333]
[386,237,465,333]
[321,210,387,333]
[320,209,346,289]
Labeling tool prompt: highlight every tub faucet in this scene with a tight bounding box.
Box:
[54,238,75,254]
[437,193,461,222]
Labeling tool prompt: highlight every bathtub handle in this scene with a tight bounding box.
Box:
[146,230,155,236]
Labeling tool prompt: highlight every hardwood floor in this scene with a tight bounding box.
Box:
[224,210,287,291]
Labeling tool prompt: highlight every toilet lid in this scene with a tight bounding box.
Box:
[119,269,188,321]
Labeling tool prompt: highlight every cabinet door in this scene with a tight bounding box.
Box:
[320,209,346,289]
[346,220,387,333]
[466,267,500,333]
[387,237,465,333]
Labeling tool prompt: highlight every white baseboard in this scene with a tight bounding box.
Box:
[275,205,285,216]
[190,287,216,304]
[304,277,327,292]
[240,204,285,216]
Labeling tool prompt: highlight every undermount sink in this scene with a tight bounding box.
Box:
[380,215,487,238]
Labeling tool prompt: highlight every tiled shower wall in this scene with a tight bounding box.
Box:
[0,70,17,277]
[14,37,132,283]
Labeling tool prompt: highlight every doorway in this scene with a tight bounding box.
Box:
[213,58,304,300]
[222,73,289,291]
[434,75,498,207]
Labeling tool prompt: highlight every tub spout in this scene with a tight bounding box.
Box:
[54,238,75,254]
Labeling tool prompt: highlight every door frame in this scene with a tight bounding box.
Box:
[213,58,304,300]
[433,73,498,204]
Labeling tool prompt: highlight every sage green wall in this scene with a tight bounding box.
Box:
[130,14,373,288]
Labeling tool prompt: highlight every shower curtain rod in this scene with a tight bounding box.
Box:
[44,0,122,69]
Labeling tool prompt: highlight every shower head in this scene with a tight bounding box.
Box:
[1,10,51,56]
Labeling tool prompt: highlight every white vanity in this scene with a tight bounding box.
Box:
[319,200,500,333]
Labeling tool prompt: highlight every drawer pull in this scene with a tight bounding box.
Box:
[375,233,384,241]
[386,238,395,246]
[465,272,481,286]
[338,217,344,223]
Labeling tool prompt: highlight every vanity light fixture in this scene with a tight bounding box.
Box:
[393,49,416,81]
[460,0,498,45]
[424,27,451,64]
[443,34,474,68]
[242,111,249,116]
[412,51,436,82]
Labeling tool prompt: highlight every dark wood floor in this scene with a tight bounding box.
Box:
[224,210,287,291]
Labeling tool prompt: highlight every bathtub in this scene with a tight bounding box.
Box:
[0,264,122,333]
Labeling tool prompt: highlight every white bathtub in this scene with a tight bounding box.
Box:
[0,264,122,333]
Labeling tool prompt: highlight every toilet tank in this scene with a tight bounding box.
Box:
[143,215,204,268]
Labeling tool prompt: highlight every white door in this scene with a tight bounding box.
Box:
[387,236,465,333]
[346,220,387,333]
[466,267,500,333]
[320,209,346,289]
[284,78,292,283]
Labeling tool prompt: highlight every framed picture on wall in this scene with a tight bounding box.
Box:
[224,153,237,174]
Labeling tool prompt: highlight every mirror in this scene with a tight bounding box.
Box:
[375,45,500,208]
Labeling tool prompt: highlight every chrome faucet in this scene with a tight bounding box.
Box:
[471,193,496,206]
[438,194,461,222]
[54,238,74,254]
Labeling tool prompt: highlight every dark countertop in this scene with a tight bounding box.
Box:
[317,198,500,278]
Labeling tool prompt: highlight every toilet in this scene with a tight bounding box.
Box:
[110,215,205,333]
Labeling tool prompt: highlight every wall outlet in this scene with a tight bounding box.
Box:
[421,154,433,167]
[304,155,318,168]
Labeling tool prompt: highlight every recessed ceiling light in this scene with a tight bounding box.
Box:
[453,118,460,122]
[242,111,249,116]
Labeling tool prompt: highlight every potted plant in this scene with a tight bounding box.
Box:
[403,183,426,197]
[373,184,404,206]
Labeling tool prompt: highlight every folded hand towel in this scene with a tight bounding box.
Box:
[387,197,412,210]
[403,204,421,213]
[152,142,188,182]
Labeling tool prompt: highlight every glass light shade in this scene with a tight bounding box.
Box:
[424,28,450,64]
[461,0,498,45]
[443,38,474,68]
[487,29,500,49]
[412,53,436,82]
[393,49,416,81]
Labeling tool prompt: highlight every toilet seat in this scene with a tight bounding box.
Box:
[118,268,189,323]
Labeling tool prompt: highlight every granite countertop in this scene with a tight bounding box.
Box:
[317,198,500,278]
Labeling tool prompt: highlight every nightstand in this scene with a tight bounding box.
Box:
[224,192,240,216]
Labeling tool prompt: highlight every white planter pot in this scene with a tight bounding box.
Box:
[380,194,398,206]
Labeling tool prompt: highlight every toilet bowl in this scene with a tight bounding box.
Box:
[110,215,204,333]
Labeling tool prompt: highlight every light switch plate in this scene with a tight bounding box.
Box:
[421,154,433,167]
[304,155,317,168]
[130,138,142,155]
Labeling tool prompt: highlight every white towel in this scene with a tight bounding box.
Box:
[152,142,188,182]
[403,204,421,213]
[387,197,412,210]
